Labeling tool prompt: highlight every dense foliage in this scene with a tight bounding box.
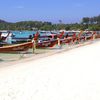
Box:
[0,15,100,31]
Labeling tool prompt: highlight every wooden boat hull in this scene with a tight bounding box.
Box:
[37,40,58,48]
[96,34,100,38]
[0,40,58,53]
[0,42,33,53]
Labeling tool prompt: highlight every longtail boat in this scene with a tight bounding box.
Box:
[32,31,58,48]
[37,39,58,48]
[0,42,33,53]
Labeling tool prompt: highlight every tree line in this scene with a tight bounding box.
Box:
[0,15,100,31]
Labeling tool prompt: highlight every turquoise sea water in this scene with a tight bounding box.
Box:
[12,31,36,38]
[12,31,55,38]
[12,31,58,38]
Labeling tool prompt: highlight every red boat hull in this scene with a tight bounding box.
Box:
[0,42,33,53]
[0,40,58,53]
[37,40,58,48]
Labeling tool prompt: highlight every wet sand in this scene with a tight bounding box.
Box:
[0,40,100,100]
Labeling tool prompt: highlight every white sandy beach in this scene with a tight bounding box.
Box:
[0,40,100,100]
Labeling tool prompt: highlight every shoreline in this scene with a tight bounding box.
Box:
[0,38,100,67]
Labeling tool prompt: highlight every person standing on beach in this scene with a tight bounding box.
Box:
[0,32,2,42]
[91,31,96,41]
[72,32,76,45]
[0,32,3,47]
[77,31,83,44]
[32,32,39,53]
[57,31,65,49]
[57,34,61,49]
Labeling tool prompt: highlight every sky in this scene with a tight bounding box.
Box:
[0,0,100,23]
